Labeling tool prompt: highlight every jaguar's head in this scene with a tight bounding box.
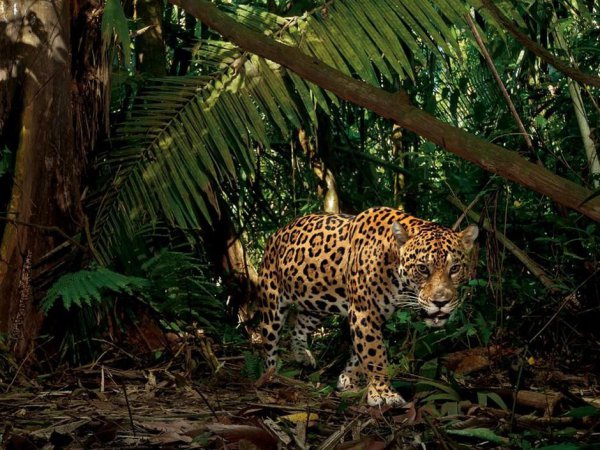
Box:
[392,221,479,328]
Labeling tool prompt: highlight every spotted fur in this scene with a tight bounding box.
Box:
[257,207,478,406]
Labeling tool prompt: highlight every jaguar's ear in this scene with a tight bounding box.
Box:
[460,224,479,251]
[392,222,410,247]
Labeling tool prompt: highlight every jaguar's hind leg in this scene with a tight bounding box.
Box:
[259,294,290,369]
[290,312,321,367]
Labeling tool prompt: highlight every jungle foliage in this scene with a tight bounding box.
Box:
[79,0,600,366]
[1,0,599,447]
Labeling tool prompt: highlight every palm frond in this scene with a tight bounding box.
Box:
[94,53,312,260]
[96,0,524,262]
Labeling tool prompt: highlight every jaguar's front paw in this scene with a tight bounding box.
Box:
[367,383,406,407]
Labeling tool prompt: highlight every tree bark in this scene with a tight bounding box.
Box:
[168,0,600,223]
[0,0,83,359]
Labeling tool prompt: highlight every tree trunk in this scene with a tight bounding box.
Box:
[298,128,340,213]
[169,0,600,223]
[391,124,407,211]
[0,0,82,359]
[202,204,258,336]
[135,0,167,76]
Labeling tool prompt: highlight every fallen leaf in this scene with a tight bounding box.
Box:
[455,355,490,375]
[152,432,193,445]
[137,419,203,436]
[393,401,419,425]
[368,404,392,419]
[294,421,307,447]
[30,419,88,439]
[443,346,510,375]
[263,418,292,445]
[276,387,301,403]
[336,436,387,450]
[206,423,278,450]
[279,412,319,424]
[4,434,37,450]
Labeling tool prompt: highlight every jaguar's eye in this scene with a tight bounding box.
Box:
[449,264,461,275]
[416,264,429,276]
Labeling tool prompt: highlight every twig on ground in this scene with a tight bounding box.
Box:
[121,382,136,437]
[193,385,220,421]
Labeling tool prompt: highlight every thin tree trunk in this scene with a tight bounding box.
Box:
[0,0,82,359]
[466,13,536,157]
[298,129,340,213]
[135,0,167,75]
[391,125,406,211]
[203,204,258,336]
[551,15,600,189]
[169,12,196,76]
[169,0,600,222]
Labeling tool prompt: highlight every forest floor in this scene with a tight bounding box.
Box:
[1,338,600,449]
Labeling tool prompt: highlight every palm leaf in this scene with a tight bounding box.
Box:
[95,0,533,262]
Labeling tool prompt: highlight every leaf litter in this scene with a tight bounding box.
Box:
[1,341,599,449]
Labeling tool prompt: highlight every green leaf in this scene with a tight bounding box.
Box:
[440,401,460,416]
[446,428,508,444]
[537,444,581,450]
[564,405,600,418]
[396,310,411,324]
[42,266,150,313]
[478,392,508,410]
[0,146,12,178]
[242,351,264,380]
[416,379,460,400]
[423,392,460,402]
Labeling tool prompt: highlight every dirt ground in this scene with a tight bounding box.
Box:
[1,341,600,449]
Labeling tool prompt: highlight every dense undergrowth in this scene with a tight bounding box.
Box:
[1,0,599,448]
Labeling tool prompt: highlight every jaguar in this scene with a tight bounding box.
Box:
[257,207,478,406]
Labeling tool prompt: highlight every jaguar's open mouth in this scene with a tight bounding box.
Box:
[422,311,450,327]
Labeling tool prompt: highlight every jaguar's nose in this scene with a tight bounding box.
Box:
[433,299,450,308]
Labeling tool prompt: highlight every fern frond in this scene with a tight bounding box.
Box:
[142,250,223,327]
[42,267,150,313]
